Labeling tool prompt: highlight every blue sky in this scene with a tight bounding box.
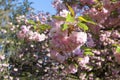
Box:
[29,0,56,14]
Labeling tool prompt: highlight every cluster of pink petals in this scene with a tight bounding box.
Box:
[50,31,87,53]
[73,47,84,56]
[17,25,46,42]
[86,33,96,48]
[80,0,96,5]
[64,64,78,74]
[78,56,90,67]
[49,20,87,63]
[50,50,66,63]
[86,7,109,24]
[85,0,120,28]
[114,52,120,64]
[52,0,66,12]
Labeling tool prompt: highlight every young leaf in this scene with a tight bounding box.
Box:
[116,46,120,53]
[52,16,66,21]
[33,25,37,30]
[84,48,92,52]
[78,22,89,31]
[84,52,94,56]
[66,13,75,22]
[61,23,68,31]
[66,3,75,17]
[39,24,51,31]
[78,16,88,22]
[28,20,35,25]
[78,16,96,25]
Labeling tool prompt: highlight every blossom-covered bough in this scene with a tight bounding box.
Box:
[0,0,120,79]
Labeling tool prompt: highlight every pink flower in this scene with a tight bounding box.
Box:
[114,53,120,64]
[78,56,90,66]
[26,31,34,40]
[0,55,5,60]
[20,25,29,33]
[64,64,78,74]
[17,31,26,39]
[111,30,120,39]
[70,31,87,45]
[86,34,96,47]
[50,31,87,53]
[73,47,84,56]
[33,32,46,42]
[50,50,66,63]
[80,0,97,5]
[52,0,66,12]
[37,33,46,42]
[102,8,108,14]
[113,47,120,64]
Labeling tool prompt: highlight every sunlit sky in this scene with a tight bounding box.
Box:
[29,0,56,14]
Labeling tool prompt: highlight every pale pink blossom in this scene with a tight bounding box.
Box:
[0,55,5,60]
[64,64,78,74]
[21,25,29,33]
[59,9,70,17]
[49,20,87,55]
[26,31,34,40]
[102,8,108,14]
[50,50,66,63]
[78,56,90,66]
[73,47,84,56]
[35,33,46,42]
[50,31,87,53]
[17,31,26,39]
[86,34,96,47]
[79,0,97,5]
[114,53,120,64]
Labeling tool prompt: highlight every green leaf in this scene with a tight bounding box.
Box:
[84,48,91,52]
[33,25,37,30]
[66,3,75,17]
[83,47,94,56]
[78,58,83,61]
[66,13,75,22]
[84,52,94,56]
[39,24,51,31]
[28,20,35,25]
[78,16,88,22]
[116,46,120,53]
[111,0,117,2]
[61,23,68,31]
[52,16,66,21]
[78,22,89,31]
[78,16,96,25]
[74,63,78,68]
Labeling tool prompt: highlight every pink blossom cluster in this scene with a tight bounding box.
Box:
[29,12,50,24]
[99,30,120,46]
[17,25,46,42]
[85,0,120,29]
[52,0,66,12]
[49,20,87,68]
[48,0,120,75]
[79,0,97,5]
[114,52,120,64]
[86,33,96,48]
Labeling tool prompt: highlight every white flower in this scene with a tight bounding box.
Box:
[38,33,46,42]
[79,56,90,65]
[102,8,108,14]
[60,9,70,17]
